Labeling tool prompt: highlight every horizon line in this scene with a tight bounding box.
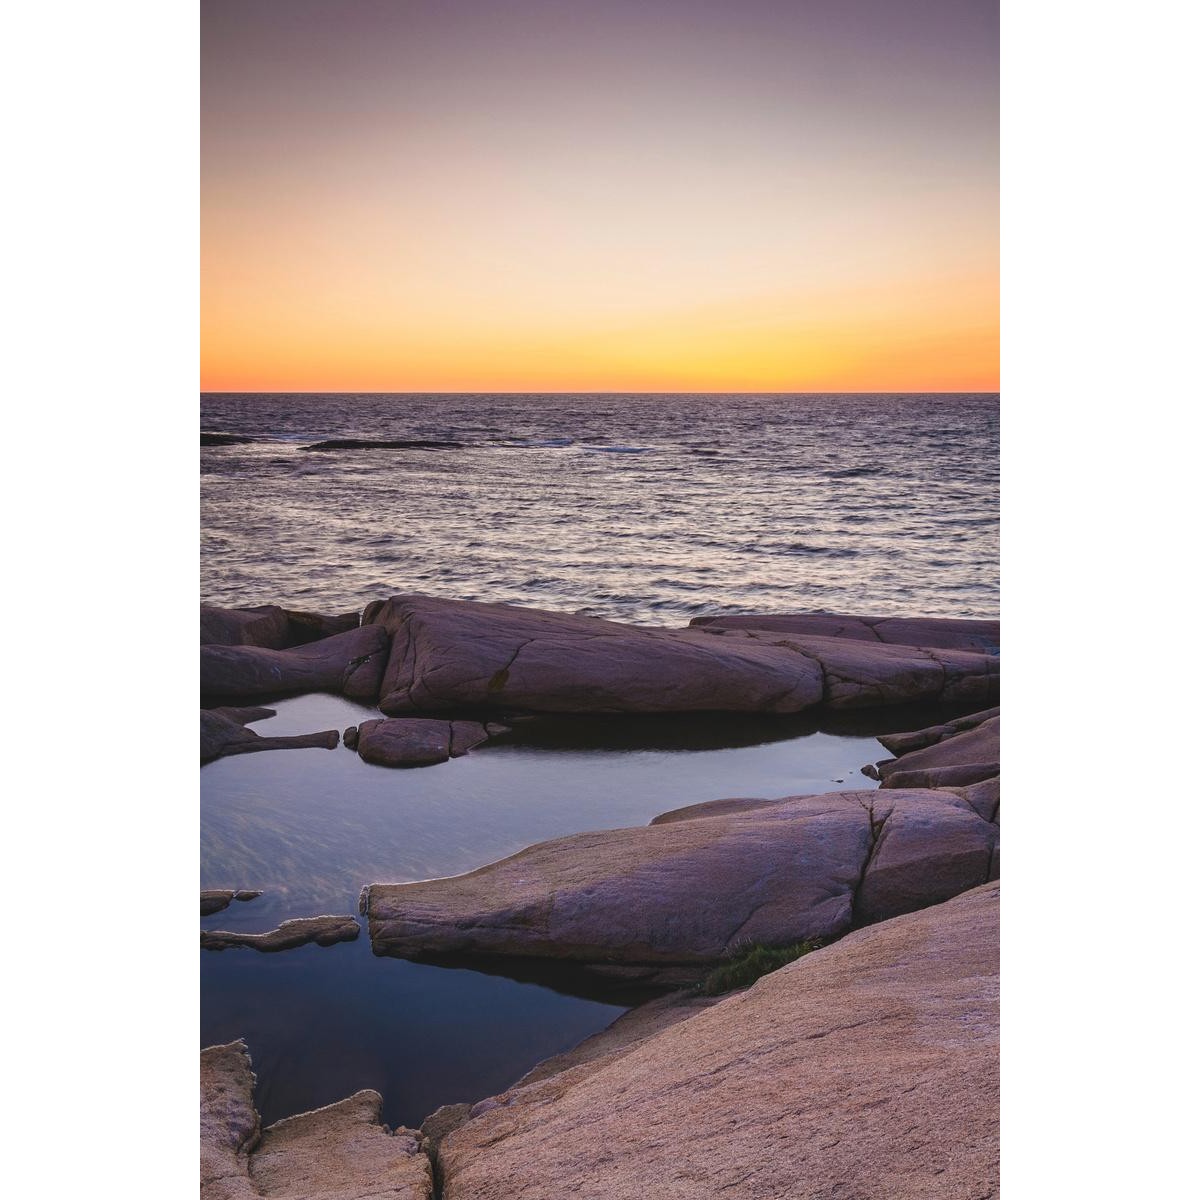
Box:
[200,389,1000,397]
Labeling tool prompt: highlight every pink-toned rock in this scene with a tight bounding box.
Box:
[855,791,998,924]
[697,626,998,709]
[365,595,825,715]
[437,883,999,1200]
[953,775,1001,823]
[200,1040,431,1199]
[201,708,339,764]
[648,796,783,825]
[363,789,995,970]
[353,718,494,767]
[356,718,452,767]
[691,611,1000,654]
[201,604,291,649]
[200,624,389,702]
[878,715,1000,787]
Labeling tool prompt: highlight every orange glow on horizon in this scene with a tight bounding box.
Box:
[202,1,997,393]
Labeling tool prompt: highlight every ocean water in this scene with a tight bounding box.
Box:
[202,694,963,1130]
[200,392,998,1129]
[201,393,998,621]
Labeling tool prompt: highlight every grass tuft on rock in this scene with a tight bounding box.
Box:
[700,939,824,996]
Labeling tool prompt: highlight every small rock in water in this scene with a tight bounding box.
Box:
[201,915,360,953]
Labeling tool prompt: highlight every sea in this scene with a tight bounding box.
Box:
[200,392,998,1130]
[201,393,998,622]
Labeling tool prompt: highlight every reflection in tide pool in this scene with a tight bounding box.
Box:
[201,692,949,1128]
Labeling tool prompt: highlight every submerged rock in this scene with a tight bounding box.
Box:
[363,789,996,972]
[436,882,999,1200]
[200,889,262,916]
[201,915,360,953]
[201,624,388,702]
[200,1040,431,1199]
[201,708,339,764]
[691,611,1000,654]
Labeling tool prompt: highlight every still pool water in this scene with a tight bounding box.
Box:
[201,693,961,1129]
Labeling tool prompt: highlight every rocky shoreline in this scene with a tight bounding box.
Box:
[201,595,999,1197]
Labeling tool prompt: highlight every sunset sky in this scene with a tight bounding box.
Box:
[202,0,998,392]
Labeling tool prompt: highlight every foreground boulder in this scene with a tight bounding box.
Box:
[201,915,360,953]
[201,707,339,764]
[363,789,996,976]
[200,1040,431,1199]
[364,595,998,715]
[691,611,1000,654]
[201,624,389,702]
[436,882,999,1200]
[353,718,492,767]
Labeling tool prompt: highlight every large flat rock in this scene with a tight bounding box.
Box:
[365,594,998,715]
[363,789,996,972]
[436,882,999,1200]
[200,1041,431,1199]
[201,624,389,702]
[366,594,825,715]
[691,611,1000,654]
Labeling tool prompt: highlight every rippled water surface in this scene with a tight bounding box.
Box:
[201,393,998,621]
[201,694,945,1129]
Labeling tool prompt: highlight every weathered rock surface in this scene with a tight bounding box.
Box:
[436,882,999,1200]
[708,626,999,708]
[202,915,360,953]
[953,775,1001,823]
[201,604,291,649]
[201,624,389,702]
[854,791,996,925]
[201,708,339,764]
[878,714,1000,789]
[365,595,999,715]
[201,1040,431,1200]
[363,789,996,970]
[366,594,826,715]
[691,611,1001,654]
[353,718,492,767]
[201,889,263,916]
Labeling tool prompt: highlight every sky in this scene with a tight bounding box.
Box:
[202,0,998,392]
